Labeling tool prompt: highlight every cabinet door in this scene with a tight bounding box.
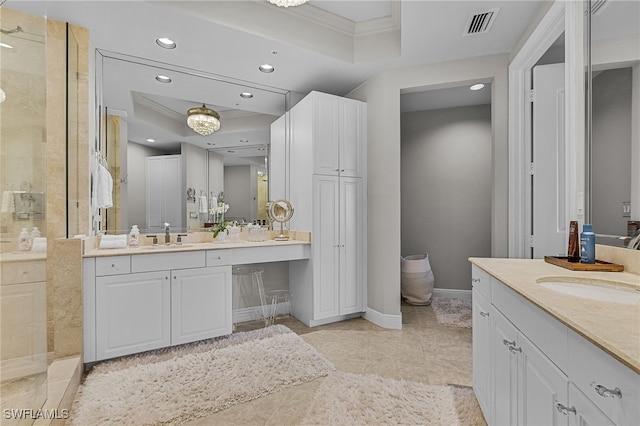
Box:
[339,99,364,178]
[96,271,170,360]
[492,309,519,426]
[568,383,615,426]
[171,266,232,345]
[313,94,340,176]
[472,289,492,423]
[312,175,340,320]
[339,177,364,314]
[519,335,569,426]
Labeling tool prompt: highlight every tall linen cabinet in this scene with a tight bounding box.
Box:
[286,91,367,327]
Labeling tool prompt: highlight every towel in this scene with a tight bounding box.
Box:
[1,190,24,213]
[93,164,113,209]
[99,234,127,249]
[31,237,47,253]
[198,195,208,214]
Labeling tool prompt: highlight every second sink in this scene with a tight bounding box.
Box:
[537,278,640,306]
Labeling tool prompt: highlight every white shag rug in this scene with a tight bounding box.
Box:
[431,297,472,328]
[302,372,485,425]
[70,325,335,426]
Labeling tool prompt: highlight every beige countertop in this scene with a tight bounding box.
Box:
[0,252,47,262]
[83,238,311,258]
[469,257,640,374]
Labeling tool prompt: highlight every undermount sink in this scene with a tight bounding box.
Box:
[537,278,640,306]
[140,244,194,250]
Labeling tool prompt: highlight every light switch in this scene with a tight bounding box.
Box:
[622,201,631,218]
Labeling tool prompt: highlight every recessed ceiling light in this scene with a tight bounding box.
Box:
[470,83,485,91]
[0,42,13,49]
[240,92,253,99]
[155,75,172,83]
[146,138,155,143]
[207,142,215,146]
[227,150,236,153]
[240,139,249,143]
[156,37,176,49]
[258,64,275,73]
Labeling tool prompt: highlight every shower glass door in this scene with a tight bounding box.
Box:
[0,6,48,422]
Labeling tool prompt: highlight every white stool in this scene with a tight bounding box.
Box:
[265,289,290,326]
[232,266,269,330]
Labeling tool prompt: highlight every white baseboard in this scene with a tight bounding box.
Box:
[233,302,289,324]
[432,288,472,299]
[363,307,402,330]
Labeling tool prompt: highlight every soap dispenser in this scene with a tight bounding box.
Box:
[580,224,596,264]
[18,228,31,251]
[128,225,140,248]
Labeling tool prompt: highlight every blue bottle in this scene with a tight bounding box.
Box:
[580,224,596,264]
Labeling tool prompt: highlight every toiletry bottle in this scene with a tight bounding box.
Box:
[567,221,580,262]
[18,228,31,251]
[129,225,140,248]
[580,223,596,264]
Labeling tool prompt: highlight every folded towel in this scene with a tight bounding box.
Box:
[99,234,128,249]
[31,237,47,253]
[198,195,208,214]
[1,190,25,213]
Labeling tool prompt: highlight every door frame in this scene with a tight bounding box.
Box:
[508,0,585,258]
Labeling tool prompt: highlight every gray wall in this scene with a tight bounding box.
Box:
[182,142,207,230]
[592,67,632,238]
[224,165,255,223]
[347,53,509,322]
[401,105,492,291]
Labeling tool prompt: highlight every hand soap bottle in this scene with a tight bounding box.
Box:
[18,228,31,251]
[128,225,140,248]
[580,223,596,264]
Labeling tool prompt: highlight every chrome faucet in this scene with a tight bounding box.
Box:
[164,223,170,244]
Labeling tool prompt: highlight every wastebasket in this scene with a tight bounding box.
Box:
[401,254,435,305]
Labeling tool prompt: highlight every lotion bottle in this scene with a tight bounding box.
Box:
[18,228,31,251]
[580,223,596,264]
[128,225,140,248]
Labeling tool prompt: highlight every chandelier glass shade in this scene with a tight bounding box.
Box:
[187,104,221,136]
[268,0,309,7]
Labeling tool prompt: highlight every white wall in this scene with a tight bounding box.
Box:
[401,105,492,291]
[182,142,208,230]
[348,53,509,319]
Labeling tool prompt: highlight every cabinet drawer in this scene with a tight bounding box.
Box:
[95,256,131,276]
[471,264,491,301]
[131,251,206,273]
[1,260,46,284]
[492,278,568,373]
[206,249,232,267]
[568,330,639,426]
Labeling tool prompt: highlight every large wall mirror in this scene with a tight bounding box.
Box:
[95,50,289,234]
[586,0,640,248]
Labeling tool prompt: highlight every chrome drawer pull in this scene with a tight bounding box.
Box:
[592,383,622,399]
[508,345,522,354]
[555,403,576,416]
[479,311,489,317]
[503,339,515,347]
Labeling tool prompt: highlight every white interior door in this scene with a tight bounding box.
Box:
[532,63,567,258]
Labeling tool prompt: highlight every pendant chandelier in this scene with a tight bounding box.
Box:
[187,104,221,136]
[268,0,309,7]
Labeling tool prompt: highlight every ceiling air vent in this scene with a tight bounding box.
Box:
[464,7,500,36]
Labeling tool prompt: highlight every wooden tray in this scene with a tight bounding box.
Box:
[544,256,624,272]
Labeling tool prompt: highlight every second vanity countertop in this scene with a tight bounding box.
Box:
[83,238,311,258]
[469,257,640,373]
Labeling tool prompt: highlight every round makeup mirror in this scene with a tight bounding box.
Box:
[268,199,294,241]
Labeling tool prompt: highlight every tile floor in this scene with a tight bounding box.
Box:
[184,301,484,425]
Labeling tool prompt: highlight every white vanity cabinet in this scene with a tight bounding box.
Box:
[85,252,231,362]
[471,263,639,426]
[286,91,367,327]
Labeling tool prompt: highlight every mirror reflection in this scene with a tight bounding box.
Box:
[96,51,288,234]
[588,0,640,247]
